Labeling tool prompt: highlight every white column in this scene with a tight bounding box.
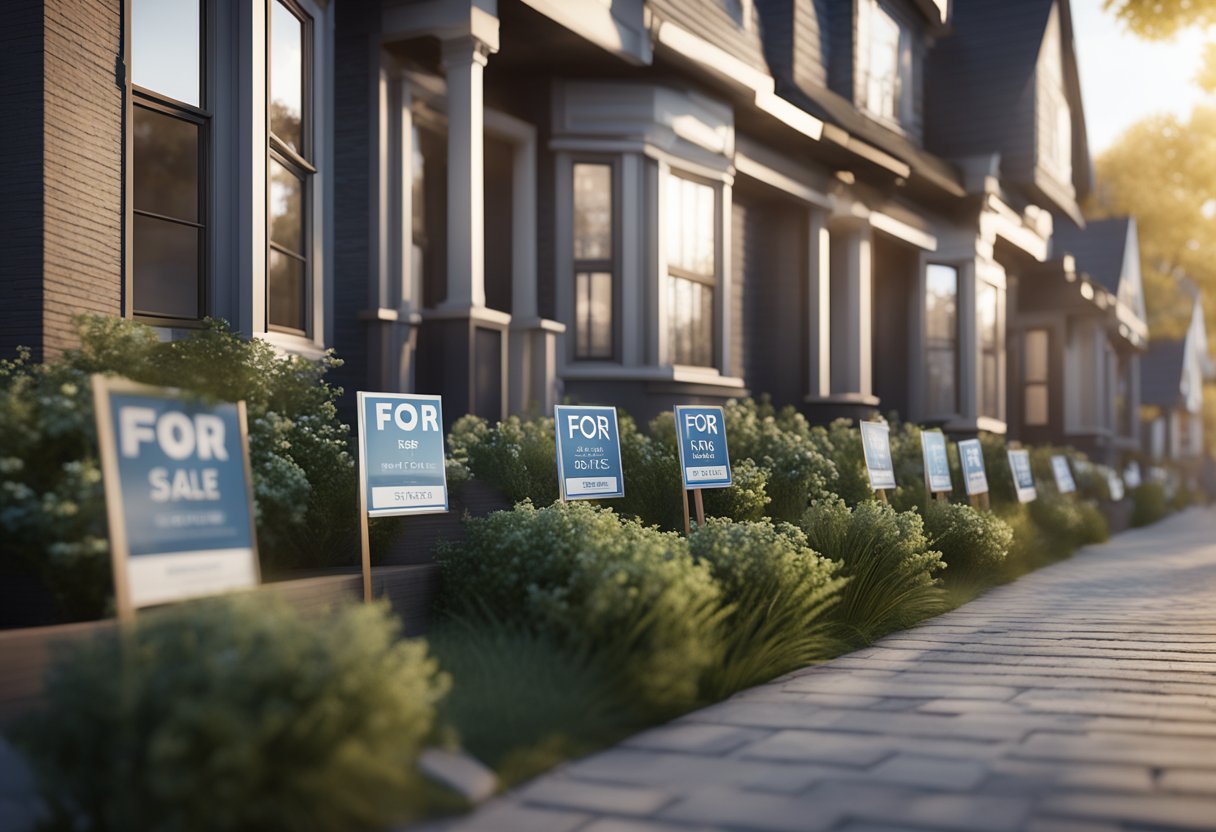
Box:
[829,219,873,397]
[440,35,491,309]
[807,209,831,398]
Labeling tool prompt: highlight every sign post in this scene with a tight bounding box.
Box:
[1007,448,1038,503]
[860,420,896,502]
[920,430,953,502]
[674,405,733,534]
[356,392,449,602]
[1051,455,1077,495]
[92,376,260,622]
[957,438,990,509]
[554,405,625,502]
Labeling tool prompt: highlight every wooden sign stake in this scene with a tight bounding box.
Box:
[693,488,705,526]
[681,481,692,536]
[357,451,373,603]
[876,489,889,504]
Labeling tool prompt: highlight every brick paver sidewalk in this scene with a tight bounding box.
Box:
[421,508,1216,832]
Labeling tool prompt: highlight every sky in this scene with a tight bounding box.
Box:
[1071,0,1212,154]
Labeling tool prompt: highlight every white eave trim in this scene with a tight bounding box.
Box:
[519,0,652,65]
[733,148,831,208]
[870,211,938,251]
[654,21,823,142]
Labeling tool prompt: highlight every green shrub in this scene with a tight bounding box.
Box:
[1028,495,1109,554]
[979,433,1017,507]
[1130,482,1169,527]
[429,614,640,786]
[449,414,559,505]
[435,501,724,715]
[813,420,872,507]
[700,458,771,523]
[0,317,357,619]
[721,399,836,521]
[688,519,847,697]
[800,498,946,644]
[11,594,448,832]
[922,500,1012,586]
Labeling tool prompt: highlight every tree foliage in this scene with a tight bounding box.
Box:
[1090,107,1216,339]
[1105,0,1216,40]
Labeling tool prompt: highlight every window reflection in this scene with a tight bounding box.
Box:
[573,163,614,359]
[574,164,612,260]
[134,214,200,319]
[270,1,304,155]
[665,173,716,367]
[978,282,1000,419]
[925,264,958,414]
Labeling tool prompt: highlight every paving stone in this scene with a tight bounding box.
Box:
[564,748,822,795]
[657,787,844,832]
[735,730,895,768]
[1042,791,1216,830]
[893,793,1032,832]
[623,723,770,755]
[1158,769,1216,795]
[517,778,673,816]
[864,754,988,790]
[580,819,721,832]
[437,801,589,832]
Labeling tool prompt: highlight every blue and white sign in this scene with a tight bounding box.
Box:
[1124,461,1142,489]
[554,405,625,500]
[860,421,896,491]
[1051,455,1077,494]
[957,439,989,496]
[921,431,953,493]
[1008,449,1038,503]
[92,377,259,613]
[357,392,449,517]
[674,405,733,489]
[1106,469,1126,501]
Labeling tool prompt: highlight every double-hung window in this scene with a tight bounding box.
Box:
[978,282,1001,420]
[665,172,716,368]
[267,0,314,335]
[858,0,911,126]
[925,265,958,414]
[131,0,208,322]
[572,162,615,360]
[1023,328,1050,426]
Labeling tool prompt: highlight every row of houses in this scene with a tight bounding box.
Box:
[2,0,1211,471]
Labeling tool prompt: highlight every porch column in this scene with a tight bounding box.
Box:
[806,209,831,399]
[829,218,873,399]
[440,34,491,309]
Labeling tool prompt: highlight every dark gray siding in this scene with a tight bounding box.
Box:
[757,0,829,92]
[650,0,769,72]
[825,0,854,101]
[330,1,379,404]
[0,0,45,359]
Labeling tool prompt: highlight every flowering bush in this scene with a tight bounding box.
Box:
[12,594,449,832]
[1,317,358,619]
[922,500,1013,584]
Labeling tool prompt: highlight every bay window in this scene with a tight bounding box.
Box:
[665,172,717,367]
[925,264,958,414]
[572,162,615,359]
[267,0,313,335]
[131,0,207,322]
[1024,328,1050,426]
[978,281,1001,419]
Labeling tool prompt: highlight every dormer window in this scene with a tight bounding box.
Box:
[858,0,912,126]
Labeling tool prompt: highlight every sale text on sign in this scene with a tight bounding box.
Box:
[92,376,259,615]
[554,405,625,500]
[674,405,733,489]
[357,392,449,516]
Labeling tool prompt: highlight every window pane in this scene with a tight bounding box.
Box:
[666,274,714,367]
[1025,384,1049,426]
[926,348,957,414]
[133,213,200,319]
[978,283,998,349]
[666,174,716,277]
[574,164,612,260]
[133,0,201,106]
[270,0,305,155]
[134,106,200,222]
[268,249,306,332]
[1025,329,1049,383]
[412,125,426,239]
[270,158,304,255]
[575,271,612,359]
[925,265,957,341]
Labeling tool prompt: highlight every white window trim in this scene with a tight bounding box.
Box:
[857,0,912,131]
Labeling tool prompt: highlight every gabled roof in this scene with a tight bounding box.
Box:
[1050,218,1130,295]
[1141,340,1187,408]
[924,0,1091,201]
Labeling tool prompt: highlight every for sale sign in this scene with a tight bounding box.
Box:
[921,431,953,493]
[860,421,896,491]
[1008,449,1038,503]
[357,392,449,517]
[1051,455,1077,494]
[674,405,733,489]
[92,376,259,618]
[554,405,625,500]
[957,439,989,496]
